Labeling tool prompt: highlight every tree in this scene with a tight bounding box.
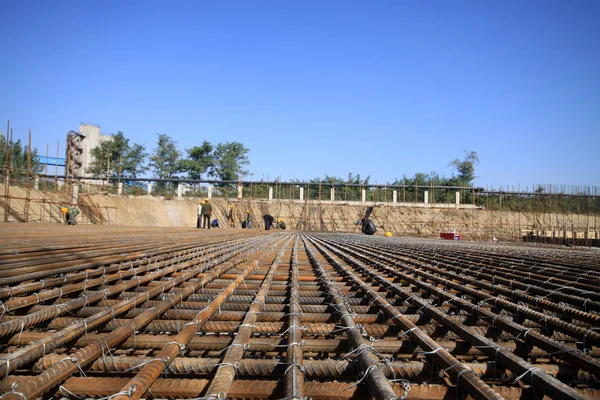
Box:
[0,135,43,175]
[149,133,181,189]
[209,142,249,181]
[448,150,479,186]
[87,131,148,179]
[124,143,149,179]
[179,141,214,180]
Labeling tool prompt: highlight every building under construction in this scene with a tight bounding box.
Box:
[66,123,111,180]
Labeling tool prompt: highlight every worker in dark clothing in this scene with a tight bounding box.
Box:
[210,218,220,228]
[361,218,376,235]
[263,214,275,230]
[201,199,213,229]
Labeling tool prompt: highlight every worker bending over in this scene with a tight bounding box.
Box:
[263,214,275,230]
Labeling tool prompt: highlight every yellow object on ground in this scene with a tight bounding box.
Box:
[385,231,392,237]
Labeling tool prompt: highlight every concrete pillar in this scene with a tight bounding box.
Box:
[71,185,79,205]
[393,190,397,204]
[57,180,63,188]
[424,191,429,204]
[147,182,153,195]
[299,187,304,201]
[177,184,183,199]
[208,185,213,199]
[237,184,243,199]
[455,191,460,206]
[34,176,40,191]
[268,187,273,201]
[117,182,123,195]
[361,189,366,204]
[330,188,335,203]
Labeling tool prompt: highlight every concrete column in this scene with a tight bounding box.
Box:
[208,185,213,199]
[237,184,243,199]
[424,191,429,204]
[117,183,123,195]
[71,185,79,205]
[268,187,273,201]
[299,187,304,201]
[455,191,460,206]
[147,183,153,195]
[330,188,335,203]
[177,184,183,199]
[57,180,63,188]
[361,189,366,204]
[393,190,397,204]
[34,176,40,191]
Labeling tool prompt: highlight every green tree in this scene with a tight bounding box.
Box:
[209,142,249,181]
[179,141,214,180]
[448,150,479,186]
[149,133,181,189]
[124,143,149,179]
[0,136,43,175]
[88,132,148,179]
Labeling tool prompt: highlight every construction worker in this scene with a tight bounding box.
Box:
[201,199,212,229]
[211,218,220,228]
[196,202,203,228]
[277,218,287,230]
[227,204,234,227]
[263,214,275,230]
[61,206,69,224]
[67,205,80,225]
[361,218,377,235]
[246,210,253,228]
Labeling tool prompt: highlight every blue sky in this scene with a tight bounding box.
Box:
[1,1,598,188]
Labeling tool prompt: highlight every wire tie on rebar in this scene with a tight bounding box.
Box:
[33,292,41,305]
[513,367,542,384]
[287,341,304,350]
[388,379,411,400]
[350,364,379,388]
[284,362,305,375]
[1,360,10,391]
[165,341,186,355]
[123,357,164,372]
[81,293,90,307]
[402,327,418,337]
[419,347,445,358]
[16,320,25,346]
[66,356,87,377]
[59,384,85,399]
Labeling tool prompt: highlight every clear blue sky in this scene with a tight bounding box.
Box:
[1,1,598,189]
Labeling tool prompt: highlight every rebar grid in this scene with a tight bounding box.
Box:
[0,226,597,399]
